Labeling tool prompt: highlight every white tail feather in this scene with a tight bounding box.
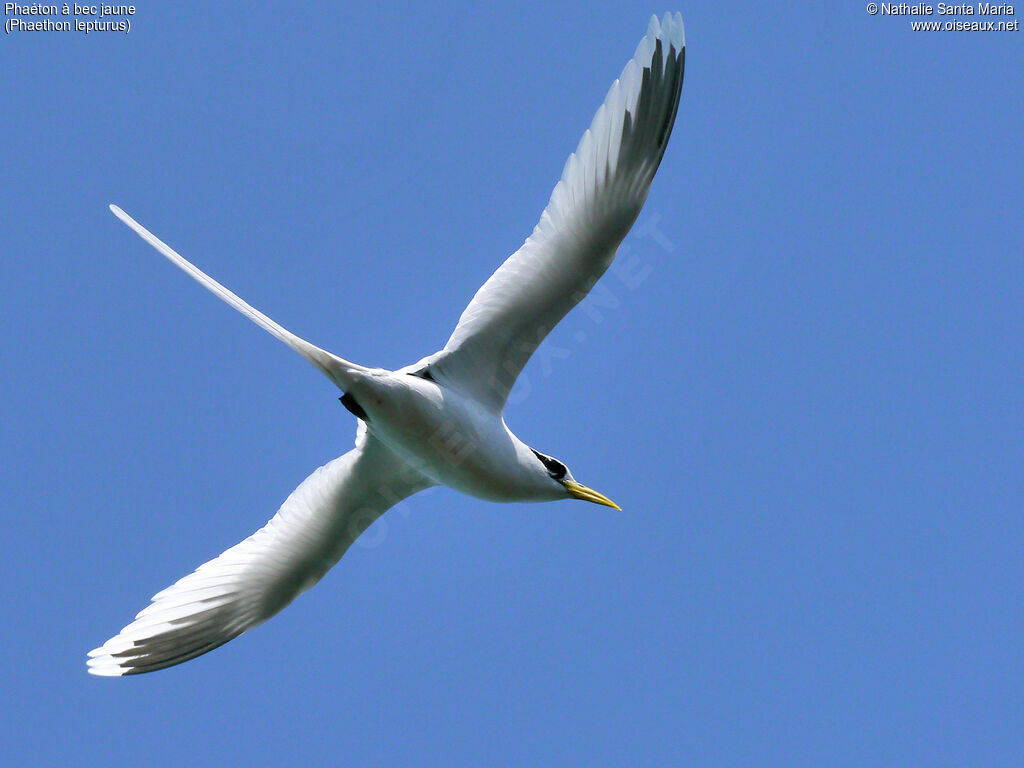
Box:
[109,205,365,387]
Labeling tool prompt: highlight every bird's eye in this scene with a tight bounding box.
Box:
[532,449,567,480]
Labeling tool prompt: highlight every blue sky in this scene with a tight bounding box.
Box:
[2,1,1022,765]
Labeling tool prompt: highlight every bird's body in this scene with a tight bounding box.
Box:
[89,13,686,675]
[344,366,549,502]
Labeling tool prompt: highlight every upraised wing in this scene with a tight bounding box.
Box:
[87,432,433,675]
[428,14,685,409]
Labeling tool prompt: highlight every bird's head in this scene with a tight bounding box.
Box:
[529,448,621,509]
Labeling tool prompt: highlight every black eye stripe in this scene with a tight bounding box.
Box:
[531,449,567,480]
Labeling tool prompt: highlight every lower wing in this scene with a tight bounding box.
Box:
[87,431,433,675]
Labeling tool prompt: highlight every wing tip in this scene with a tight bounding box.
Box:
[86,648,129,677]
[647,12,685,52]
[669,12,685,50]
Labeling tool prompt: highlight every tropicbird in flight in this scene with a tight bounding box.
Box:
[88,13,685,675]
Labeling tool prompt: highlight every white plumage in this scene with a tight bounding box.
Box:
[89,13,685,675]
[430,14,685,408]
[88,429,432,675]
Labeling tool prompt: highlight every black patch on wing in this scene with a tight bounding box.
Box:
[339,392,368,420]
[409,366,435,382]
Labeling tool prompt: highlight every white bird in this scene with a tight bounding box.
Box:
[88,13,685,676]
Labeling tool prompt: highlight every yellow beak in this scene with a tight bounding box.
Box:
[564,480,622,510]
